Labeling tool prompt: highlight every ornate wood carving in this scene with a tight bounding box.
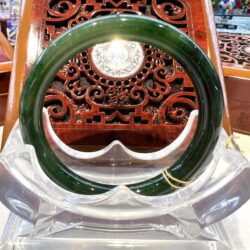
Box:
[43,0,194,44]
[219,33,250,134]
[27,0,208,150]
[45,45,196,125]
[218,33,250,70]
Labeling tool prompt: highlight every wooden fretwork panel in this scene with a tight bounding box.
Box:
[218,33,250,70]
[27,0,209,151]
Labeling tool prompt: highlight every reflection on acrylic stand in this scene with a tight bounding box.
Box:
[1,22,250,249]
[0,109,250,249]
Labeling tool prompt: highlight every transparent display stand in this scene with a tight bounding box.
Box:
[1,14,250,250]
[0,110,250,249]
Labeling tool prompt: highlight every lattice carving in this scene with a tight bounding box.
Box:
[39,0,206,149]
[45,44,197,127]
[43,0,193,45]
[218,33,250,70]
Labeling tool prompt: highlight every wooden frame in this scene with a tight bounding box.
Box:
[0,31,13,126]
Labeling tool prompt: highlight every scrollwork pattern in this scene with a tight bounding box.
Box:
[42,0,199,144]
[47,0,81,22]
[46,43,197,125]
[218,33,250,69]
[44,89,76,122]
[152,0,187,24]
[43,0,193,43]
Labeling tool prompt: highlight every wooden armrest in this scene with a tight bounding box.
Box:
[0,31,13,73]
[0,61,12,73]
[0,31,13,128]
[0,31,14,61]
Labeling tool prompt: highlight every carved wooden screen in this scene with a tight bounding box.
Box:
[218,33,250,71]
[28,0,208,151]
[218,33,250,135]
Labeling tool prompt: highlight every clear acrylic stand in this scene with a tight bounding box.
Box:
[0,211,233,249]
[0,111,250,250]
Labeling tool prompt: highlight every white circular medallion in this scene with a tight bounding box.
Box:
[91,40,144,78]
[244,46,250,55]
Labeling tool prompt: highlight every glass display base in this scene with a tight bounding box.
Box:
[2,238,230,250]
[1,211,232,250]
[1,115,249,250]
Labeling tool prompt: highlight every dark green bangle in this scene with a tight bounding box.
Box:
[20,15,224,196]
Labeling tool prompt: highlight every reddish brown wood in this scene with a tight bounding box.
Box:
[0,32,12,125]
[22,0,210,151]
[41,0,207,50]
[225,76,250,134]
[0,72,10,125]
[0,46,9,62]
[44,43,197,151]
[218,33,250,135]
[0,20,8,38]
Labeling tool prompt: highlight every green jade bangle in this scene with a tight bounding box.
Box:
[20,15,224,196]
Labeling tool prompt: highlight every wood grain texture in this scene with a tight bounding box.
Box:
[225,76,250,134]
[2,0,34,146]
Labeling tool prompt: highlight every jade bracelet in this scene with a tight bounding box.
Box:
[20,15,224,196]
